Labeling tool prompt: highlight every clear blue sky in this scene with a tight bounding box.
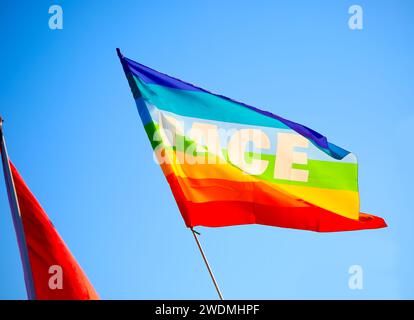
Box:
[0,0,413,299]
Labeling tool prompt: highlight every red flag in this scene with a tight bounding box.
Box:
[10,161,99,300]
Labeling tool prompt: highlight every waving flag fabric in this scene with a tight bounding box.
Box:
[10,161,99,299]
[118,50,386,232]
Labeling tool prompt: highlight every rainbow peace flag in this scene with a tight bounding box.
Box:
[118,50,386,232]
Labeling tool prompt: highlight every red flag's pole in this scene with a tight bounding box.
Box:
[0,117,36,300]
[191,228,224,300]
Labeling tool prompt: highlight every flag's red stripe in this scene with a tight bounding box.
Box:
[165,175,386,232]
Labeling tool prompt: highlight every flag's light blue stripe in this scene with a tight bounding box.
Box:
[135,77,291,129]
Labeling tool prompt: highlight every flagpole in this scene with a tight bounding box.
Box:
[190,228,223,300]
[0,117,36,300]
[116,49,223,300]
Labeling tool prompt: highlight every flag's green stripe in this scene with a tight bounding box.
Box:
[143,122,358,192]
[135,77,290,129]
[143,121,160,149]
[257,153,358,191]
